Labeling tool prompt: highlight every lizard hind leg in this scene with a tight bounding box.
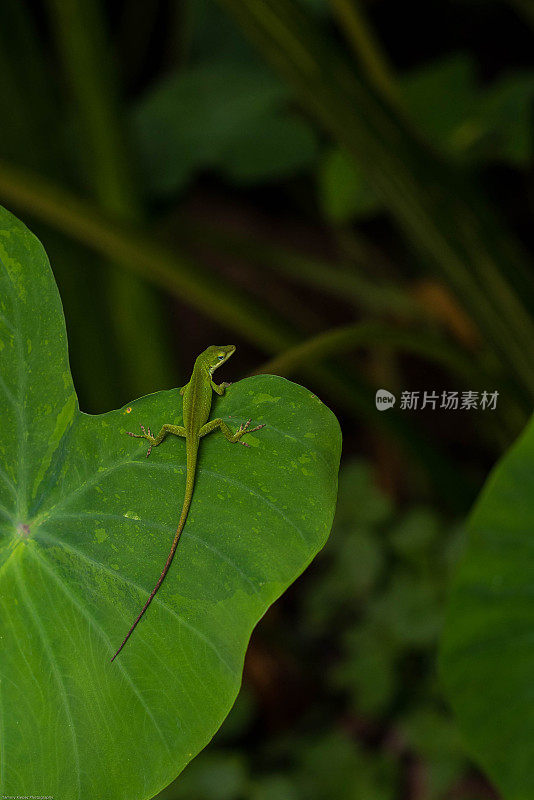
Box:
[199,417,266,447]
[127,424,154,457]
[234,419,266,447]
[127,423,186,457]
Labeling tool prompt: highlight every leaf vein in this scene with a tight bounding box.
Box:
[12,559,82,795]
[27,545,172,756]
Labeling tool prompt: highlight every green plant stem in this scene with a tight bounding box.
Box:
[46,0,174,397]
[218,0,534,407]
[328,0,399,108]
[175,218,420,318]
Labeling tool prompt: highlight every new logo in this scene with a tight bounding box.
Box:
[375,389,396,410]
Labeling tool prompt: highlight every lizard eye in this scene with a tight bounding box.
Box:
[217,354,225,360]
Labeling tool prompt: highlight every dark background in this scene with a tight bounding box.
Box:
[3,0,534,797]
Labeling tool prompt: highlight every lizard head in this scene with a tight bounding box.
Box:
[200,344,236,375]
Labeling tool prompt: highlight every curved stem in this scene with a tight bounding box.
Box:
[255,321,486,380]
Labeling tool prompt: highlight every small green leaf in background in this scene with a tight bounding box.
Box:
[371,572,443,647]
[296,732,397,800]
[332,624,398,715]
[388,507,441,561]
[0,206,341,800]
[132,61,318,197]
[317,147,382,224]
[163,751,249,800]
[399,708,467,799]
[440,415,534,800]
[401,54,478,155]
[250,776,300,800]
[470,73,534,166]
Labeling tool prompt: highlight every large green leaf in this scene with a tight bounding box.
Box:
[440,416,534,799]
[0,207,341,799]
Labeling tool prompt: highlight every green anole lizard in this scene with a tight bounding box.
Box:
[111,345,265,661]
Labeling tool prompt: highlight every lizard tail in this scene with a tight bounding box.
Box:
[111,448,197,662]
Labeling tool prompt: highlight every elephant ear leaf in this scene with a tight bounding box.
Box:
[0,206,342,800]
[440,417,534,800]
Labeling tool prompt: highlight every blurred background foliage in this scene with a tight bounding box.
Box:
[2,0,532,796]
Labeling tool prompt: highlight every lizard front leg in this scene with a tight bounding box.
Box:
[199,418,265,448]
[210,380,232,396]
[128,423,186,457]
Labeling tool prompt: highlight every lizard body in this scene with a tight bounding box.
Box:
[111,345,264,661]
